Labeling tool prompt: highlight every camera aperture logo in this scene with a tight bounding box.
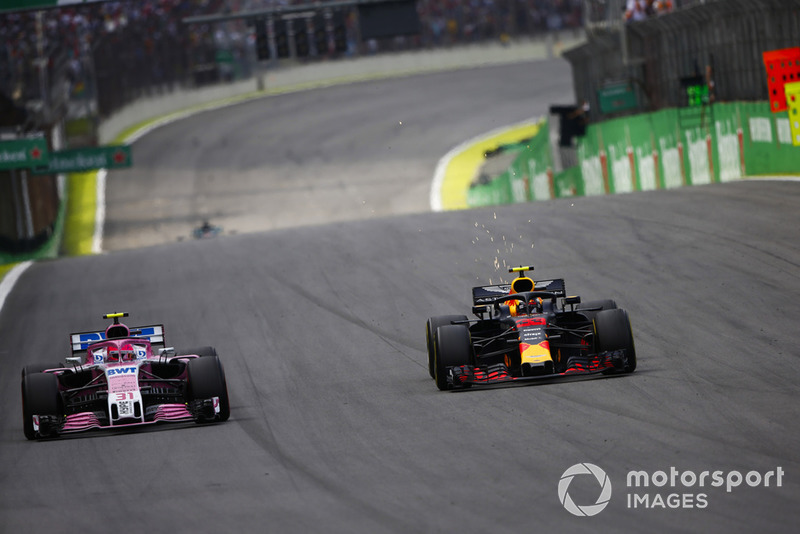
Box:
[558,463,612,517]
[558,463,785,515]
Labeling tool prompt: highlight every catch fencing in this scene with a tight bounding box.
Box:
[570,0,800,120]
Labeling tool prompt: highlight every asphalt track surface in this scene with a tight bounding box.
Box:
[2,63,800,533]
[101,61,572,250]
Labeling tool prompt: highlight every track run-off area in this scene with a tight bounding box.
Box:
[1,59,799,532]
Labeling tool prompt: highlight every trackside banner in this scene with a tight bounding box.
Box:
[467,101,798,207]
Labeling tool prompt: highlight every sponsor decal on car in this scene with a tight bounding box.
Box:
[133,344,148,360]
[71,326,164,350]
[92,347,107,363]
[107,366,137,376]
[107,366,138,392]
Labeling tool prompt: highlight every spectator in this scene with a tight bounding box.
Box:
[654,0,674,15]
[624,0,648,22]
[624,0,673,22]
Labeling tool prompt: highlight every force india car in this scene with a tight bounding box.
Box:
[21,313,230,440]
[426,266,636,390]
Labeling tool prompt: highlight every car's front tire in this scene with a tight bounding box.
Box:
[434,324,473,391]
[187,355,230,422]
[426,315,467,379]
[594,308,636,373]
[21,372,61,440]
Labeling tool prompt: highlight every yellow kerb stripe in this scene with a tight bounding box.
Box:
[439,122,541,211]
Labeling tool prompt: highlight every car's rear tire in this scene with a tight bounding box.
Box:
[594,308,636,373]
[21,362,63,380]
[21,372,61,440]
[578,299,617,312]
[434,325,473,391]
[187,355,230,422]
[426,315,467,379]
[577,299,617,321]
[179,346,217,358]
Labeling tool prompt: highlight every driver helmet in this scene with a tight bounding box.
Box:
[107,342,136,362]
[508,276,535,316]
[119,343,136,361]
[106,344,119,362]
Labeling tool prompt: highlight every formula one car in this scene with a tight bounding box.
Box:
[425,266,636,390]
[21,313,230,440]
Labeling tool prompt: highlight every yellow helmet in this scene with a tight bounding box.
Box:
[508,265,535,316]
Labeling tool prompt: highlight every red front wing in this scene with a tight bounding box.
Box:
[449,350,627,387]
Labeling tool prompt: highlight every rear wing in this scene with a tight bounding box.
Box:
[472,279,566,305]
[70,325,166,353]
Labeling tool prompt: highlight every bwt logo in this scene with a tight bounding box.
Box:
[107,367,136,376]
[558,463,612,517]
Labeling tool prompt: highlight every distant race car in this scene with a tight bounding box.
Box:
[425,266,636,390]
[21,313,230,440]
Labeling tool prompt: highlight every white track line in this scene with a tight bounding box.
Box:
[0,261,32,315]
[430,137,478,212]
[92,168,107,254]
[743,176,800,182]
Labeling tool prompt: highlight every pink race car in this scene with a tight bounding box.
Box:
[21,312,230,440]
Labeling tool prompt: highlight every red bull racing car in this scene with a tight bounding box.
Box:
[21,313,230,440]
[425,266,636,390]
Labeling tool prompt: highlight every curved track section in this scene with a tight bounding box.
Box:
[101,60,573,251]
[1,180,799,531]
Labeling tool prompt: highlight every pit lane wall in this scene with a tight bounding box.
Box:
[466,101,798,206]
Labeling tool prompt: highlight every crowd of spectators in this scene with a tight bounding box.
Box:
[415,0,583,46]
[624,0,673,22]
[1,0,585,121]
[1,1,232,114]
[241,0,584,47]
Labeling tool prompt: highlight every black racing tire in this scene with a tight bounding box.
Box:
[594,308,637,373]
[21,372,61,440]
[578,299,617,312]
[426,315,467,379]
[21,362,63,380]
[434,325,473,391]
[179,346,218,358]
[187,355,230,422]
[577,299,618,321]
